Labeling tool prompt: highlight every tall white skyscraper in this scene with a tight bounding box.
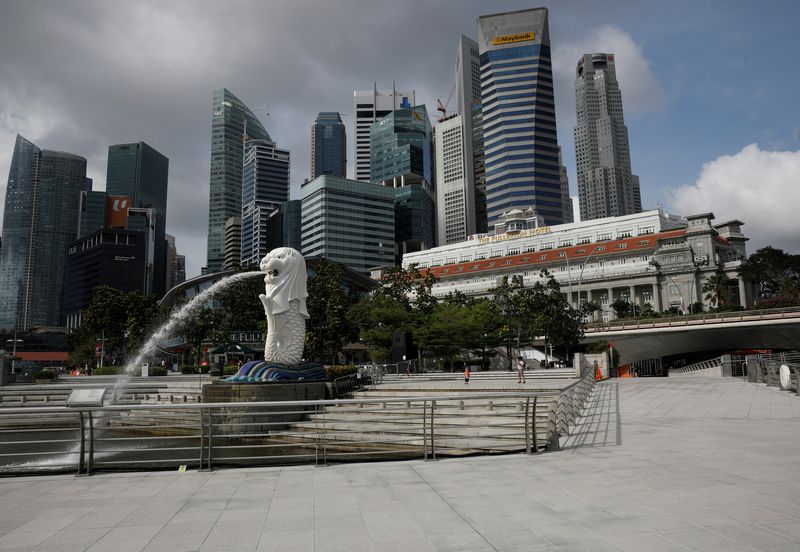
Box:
[435,114,475,245]
[353,84,415,182]
[574,53,641,221]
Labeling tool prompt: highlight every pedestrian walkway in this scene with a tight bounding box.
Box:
[0,377,798,551]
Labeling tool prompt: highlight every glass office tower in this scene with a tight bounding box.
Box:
[207,88,270,273]
[478,7,565,226]
[106,141,169,296]
[370,105,436,256]
[311,112,346,178]
[0,135,86,330]
[240,139,290,267]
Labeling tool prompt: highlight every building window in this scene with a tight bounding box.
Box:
[670,285,679,296]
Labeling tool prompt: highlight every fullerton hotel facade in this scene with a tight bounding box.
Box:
[401,209,755,321]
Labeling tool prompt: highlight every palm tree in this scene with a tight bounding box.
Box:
[702,273,731,308]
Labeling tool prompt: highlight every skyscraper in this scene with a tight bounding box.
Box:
[353,84,415,181]
[574,53,641,221]
[311,112,346,178]
[478,8,566,226]
[454,35,486,234]
[0,135,86,330]
[435,115,473,245]
[207,88,270,273]
[558,147,574,224]
[240,139,290,267]
[300,176,395,275]
[371,105,436,256]
[106,141,169,295]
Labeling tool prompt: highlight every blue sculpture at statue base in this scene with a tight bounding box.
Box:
[225,360,326,383]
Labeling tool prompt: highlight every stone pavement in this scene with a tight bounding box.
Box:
[0,377,799,551]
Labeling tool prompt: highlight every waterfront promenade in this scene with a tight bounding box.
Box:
[0,377,798,551]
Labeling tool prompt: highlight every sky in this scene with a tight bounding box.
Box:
[1,0,798,279]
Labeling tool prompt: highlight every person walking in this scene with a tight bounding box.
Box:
[463,367,470,384]
[516,356,526,383]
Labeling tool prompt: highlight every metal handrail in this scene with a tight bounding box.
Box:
[0,375,596,475]
[584,306,800,333]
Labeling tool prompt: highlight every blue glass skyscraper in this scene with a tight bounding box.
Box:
[311,112,346,178]
[240,139,290,267]
[478,7,565,226]
[207,88,270,273]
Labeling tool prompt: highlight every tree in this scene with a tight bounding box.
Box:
[491,275,524,368]
[529,272,583,363]
[304,258,359,364]
[702,272,732,308]
[347,293,410,362]
[580,300,600,321]
[610,298,632,319]
[213,267,267,342]
[412,302,477,372]
[739,246,800,303]
[467,299,504,370]
[172,302,225,366]
[68,286,159,367]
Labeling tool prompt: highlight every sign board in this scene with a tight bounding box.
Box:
[492,32,535,46]
[105,195,131,228]
[66,388,107,407]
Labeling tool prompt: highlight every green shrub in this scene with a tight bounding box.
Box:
[180,365,210,374]
[34,368,57,380]
[223,365,239,376]
[92,365,124,375]
[325,365,357,381]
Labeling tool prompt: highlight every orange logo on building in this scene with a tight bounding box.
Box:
[106,195,131,228]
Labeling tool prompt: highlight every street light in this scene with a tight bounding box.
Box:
[95,329,106,369]
[6,332,23,374]
[575,246,605,319]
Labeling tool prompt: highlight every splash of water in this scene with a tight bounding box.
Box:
[121,270,264,379]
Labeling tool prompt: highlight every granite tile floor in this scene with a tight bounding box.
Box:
[0,377,798,551]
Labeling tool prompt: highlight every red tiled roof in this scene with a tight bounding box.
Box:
[420,229,687,280]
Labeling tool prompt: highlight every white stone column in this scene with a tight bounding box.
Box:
[652,283,661,312]
[738,278,747,308]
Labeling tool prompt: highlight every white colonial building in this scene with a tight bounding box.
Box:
[402,209,755,321]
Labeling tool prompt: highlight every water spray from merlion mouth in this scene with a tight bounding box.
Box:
[119,271,264,381]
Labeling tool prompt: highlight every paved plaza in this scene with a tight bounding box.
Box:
[0,377,798,551]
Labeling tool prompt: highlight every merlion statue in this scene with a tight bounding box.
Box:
[226,247,325,382]
[258,247,309,365]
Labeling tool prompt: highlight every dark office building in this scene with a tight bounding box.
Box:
[0,135,86,330]
[79,190,107,238]
[63,228,147,330]
[311,112,346,178]
[106,141,169,296]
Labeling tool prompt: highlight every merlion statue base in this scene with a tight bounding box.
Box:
[226,360,325,383]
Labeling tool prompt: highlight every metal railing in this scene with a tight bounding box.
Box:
[585,306,800,333]
[747,353,800,395]
[669,357,723,376]
[0,368,596,475]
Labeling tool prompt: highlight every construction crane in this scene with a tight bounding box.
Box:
[436,82,457,122]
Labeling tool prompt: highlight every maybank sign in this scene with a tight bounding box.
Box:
[492,32,535,46]
[477,226,551,244]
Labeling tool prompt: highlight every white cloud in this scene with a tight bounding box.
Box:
[668,144,800,253]
[552,25,665,128]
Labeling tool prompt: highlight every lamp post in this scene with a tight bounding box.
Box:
[6,332,23,374]
[576,246,604,319]
[649,260,687,314]
[95,330,106,369]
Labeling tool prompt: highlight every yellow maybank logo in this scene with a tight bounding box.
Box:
[492,32,535,45]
